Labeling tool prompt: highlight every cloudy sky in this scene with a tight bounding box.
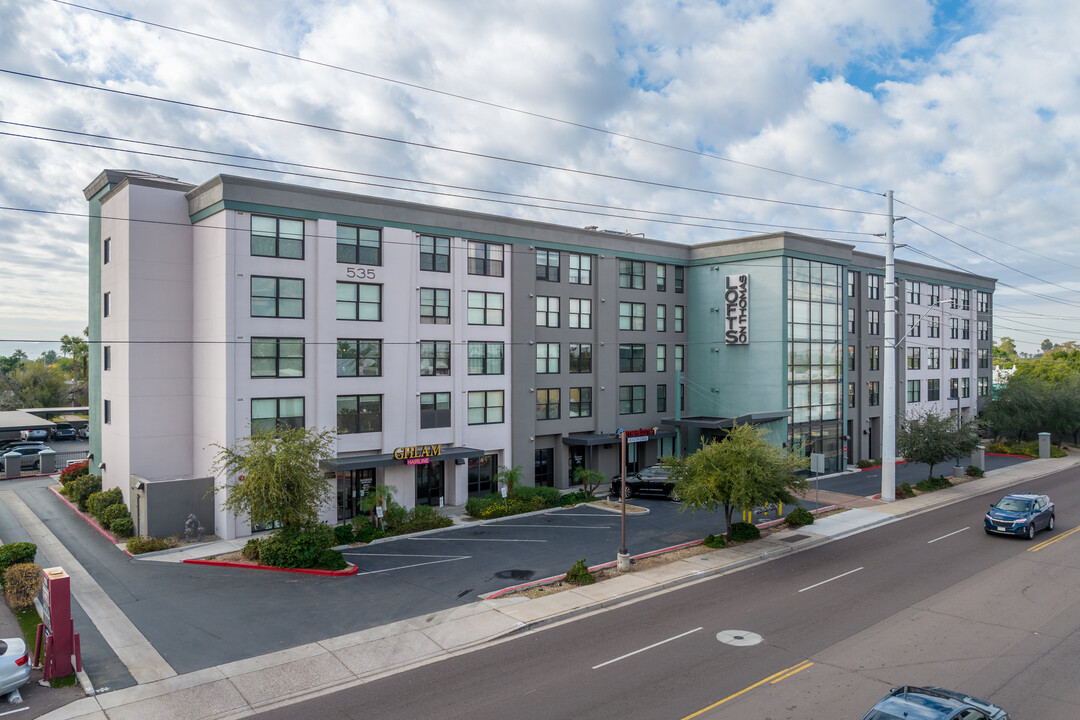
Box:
[1,0,1078,358]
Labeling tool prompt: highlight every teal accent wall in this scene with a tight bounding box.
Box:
[87,185,111,474]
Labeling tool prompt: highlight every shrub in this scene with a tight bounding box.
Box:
[100,502,129,527]
[70,475,102,511]
[914,476,953,493]
[985,441,1010,454]
[333,524,355,546]
[87,488,123,520]
[966,465,985,477]
[703,534,726,549]
[894,486,907,500]
[259,523,336,569]
[729,522,761,542]
[900,483,915,498]
[109,516,134,538]
[241,538,262,561]
[385,505,454,536]
[59,460,89,484]
[558,490,592,506]
[382,502,408,531]
[126,535,179,554]
[0,543,36,586]
[313,549,347,571]
[785,507,814,527]
[856,459,875,469]
[565,559,595,585]
[3,563,42,610]
[351,516,384,543]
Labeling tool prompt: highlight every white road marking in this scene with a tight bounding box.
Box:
[798,567,864,593]
[592,627,703,669]
[499,524,611,529]
[349,556,470,576]
[341,553,467,558]
[0,707,28,717]
[411,537,547,542]
[928,527,970,544]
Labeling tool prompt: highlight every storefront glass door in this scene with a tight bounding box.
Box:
[415,462,445,506]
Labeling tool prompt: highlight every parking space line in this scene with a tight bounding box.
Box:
[344,555,470,576]
[928,527,969,544]
[798,567,863,593]
[1029,525,1080,552]
[411,537,547,542]
[498,524,611,529]
[592,627,702,669]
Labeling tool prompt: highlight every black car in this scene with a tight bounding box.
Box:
[51,423,77,441]
[610,465,676,499]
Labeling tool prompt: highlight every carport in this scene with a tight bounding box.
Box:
[0,410,56,441]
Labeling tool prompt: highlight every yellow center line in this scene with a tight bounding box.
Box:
[1029,525,1080,552]
[679,660,814,719]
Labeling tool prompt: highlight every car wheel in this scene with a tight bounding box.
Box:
[985,528,993,535]
[1048,515,1055,531]
[1025,523,1035,540]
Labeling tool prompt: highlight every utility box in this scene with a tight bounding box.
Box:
[129,475,215,538]
[33,567,81,681]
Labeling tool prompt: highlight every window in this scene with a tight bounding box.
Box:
[928,315,941,338]
[962,319,970,339]
[927,284,941,306]
[536,296,560,327]
[337,225,381,265]
[978,321,989,341]
[848,382,855,408]
[868,381,880,406]
[656,264,667,291]
[420,234,450,272]
[908,315,921,338]
[419,287,450,324]
[336,282,381,321]
[962,377,971,398]
[468,390,504,425]
[868,346,880,371]
[103,345,111,371]
[570,387,592,418]
[867,310,880,335]
[420,392,451,429]
[619,302,645,331]
[675,344,685,372]
[978,376,989,396]
[569,299,592,329]
[906,281,921,304]
[251,215,303,259]
[907,346,920,370]
[848,345,856,371]
[420,341,451,377]
[569,343,592,373]
[961,289,971,311]
[962,349,970,369]
[467,341,504,375]
[657,344,667,372]
[950,377,959,398]
[927,378,941,401]
[252,337,305,378]
[252,277,303,318]
[656,384,667,412]
[674,305,685,333]
[978,348,989,369]
[978,292,990,313]
[928,347,940,370]
[103,399,111,424]
[337,394,382,434]
[907,380,921,403]
[536,249,560,282]
[619,385,645,414]
[103,291,111,318]
[536,388,560,420]
[619,344,645,372]
[950,318,959,339]
[536,343,560,373]
[950,287,960,309]
[467,240,503,277]
[656,304,667,332]
[103,237,111,264]
[847,271,856,298]
[252,397,304,433]
[619,259,645,289]
[867,274,881,300]
[568,253,592,284]
[674,266,684,293]
[468,291,504,325]
[847,307,856,334]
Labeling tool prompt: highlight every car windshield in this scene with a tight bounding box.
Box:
[637,467,668,479]
[995,498,1032,512]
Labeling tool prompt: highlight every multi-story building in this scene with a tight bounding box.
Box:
[83,170,995,539]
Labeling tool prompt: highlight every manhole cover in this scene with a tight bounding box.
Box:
[778,534,809,543]
[716,630,763,647]
[495,570,535,580]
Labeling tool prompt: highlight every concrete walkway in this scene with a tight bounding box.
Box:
[38,453,1080,720]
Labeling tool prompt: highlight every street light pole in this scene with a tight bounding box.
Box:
[882,190,897,502]
[617,429,630,571]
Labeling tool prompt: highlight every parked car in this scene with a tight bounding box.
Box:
[51,423,77,441]
[0,638,31,697]
[610,465,677,499]
[862,686,1009,720]
[984,492,1054,540]
[0,444,46,472]
[19,428,48,442]
[76,426,90,439]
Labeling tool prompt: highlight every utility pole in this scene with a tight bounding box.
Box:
[881,190,897,502]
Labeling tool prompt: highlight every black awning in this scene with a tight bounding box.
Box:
[661,412,788,430]
[323,446,486,472]
[736,411,789,424]
[561,433,620,447]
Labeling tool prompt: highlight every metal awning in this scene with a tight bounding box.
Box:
[322,446,486,472]
[0,411,56,433]
[561,428,677,447]
[662,411,788,430]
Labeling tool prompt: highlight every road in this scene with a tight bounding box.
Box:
[251,464,1080,720]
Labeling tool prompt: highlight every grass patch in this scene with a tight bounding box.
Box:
[14,607,78,687]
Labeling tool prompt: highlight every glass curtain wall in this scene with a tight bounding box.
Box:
[787,258,844,472]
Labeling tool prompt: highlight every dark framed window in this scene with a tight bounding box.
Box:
[103,237,111,264]
[978,377,989,396]
[675,344,684,371]
[928,347,940,369]
[848,345,855,371]
[867,310,880,335]
[619,385,646,414]
[420,287,450,324]
[467,291,504,325]
[468,341,503,375]
[848,307,856,334]
[103,345,111,371]
[568,253,592,284]
[536,388,560,420]
[103,291,111,318]
[962,319,970,339]
[619,302,645,331]
[619,344,645,372]
[252,337,305,378]
[104,399,111,424]
[848,382,855,408]
[950,287,960,309]
[950,348,959,369]
[467,240,504,277]
[962,377,970,398]
[252,397,304,433]
[656,264,667,291]
[906,346,920,370]
[569,299,591,329]
[252,276,303,318]
[569,387,592,418]
[337,225,381,265]
[536,343,560,373]
[536,296,560,327]
[569,343,592,373]
[847,271,857,298]
[906,281,921,304]
[867,274,881,300]
[337,394,382,434]
[868,381,880,406]
[674,266,684,293]
[420,340,451,376]
[908,315,921,337]
[950,377,959,399]
[657,344,667,372]
[536,249,560,282]
[420,392,451,428]
[657,304,667,332]
[928,315,941,338]
[950,318,959,339]
[251,215,304,259]
[336,282,381,321]
[978,348,989,369]
[336,339,381,377]
[468,390,504,425]
[978,321,989,340]
[927,378,941,401]
[656,384,667,413]
[420,234,450,272]
[907,380,921,403]
[962,349,970,369]
[619,259,645,289]
[927,284,941,305]
[978,292,990,313]
[867,345,880,371]
[674,305,685,333]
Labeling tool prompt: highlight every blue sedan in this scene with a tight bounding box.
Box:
[984,493,1054,540]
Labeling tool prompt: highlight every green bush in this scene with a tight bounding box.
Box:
[333,524,355,546]
[126,536,178,554]
[987,440,1066,459]
[59,460,89,484]
[351,516,384,543]
[86,488,123,520]
[382,502,408,531]
[70,475,102,511]
[785,507,814,527]
[558,490,592,506]
[914,476,953,492]
[313,549,347,571]
[729,522,761,542]
[109,516,134,538]
[703,534,726,548]
[241,538,262,561]
[856,459,875,469]
[259,523,336,569]
[966,465,985,477]
[385,505,454,536]
[900,482,915,497]
[0,543,36,587]
[985,441,1010,454]
[565,559,595,585]
[3,563,42,610]
[100,502,129,527]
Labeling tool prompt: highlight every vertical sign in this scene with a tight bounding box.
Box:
[725,274,749,344]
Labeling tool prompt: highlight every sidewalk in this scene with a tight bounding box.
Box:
[39,453,1080,720]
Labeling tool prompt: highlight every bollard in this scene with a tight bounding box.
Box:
[616,552,630,573]
[1038,432,1051,459]
[973,445,985,472]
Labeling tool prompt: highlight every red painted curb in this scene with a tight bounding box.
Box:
[48,485,134,558]
[860,460,909,471]
[183,558,359,576]
[985,453,1037,459]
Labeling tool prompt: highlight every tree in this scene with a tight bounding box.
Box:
[0,350,27,376]
[496,465,523,495]
[993,337,1019,368]
[60,333,89,382]
[573,467,605,499]
[0,362,67,410]
[896,411,981,480]
[38,350,57,366]
[663,423,808,540]
[210,425,336,529]
[361,484,396,528]
[1041,338,1054,353]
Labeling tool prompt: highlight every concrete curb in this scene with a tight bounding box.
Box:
[182,558,360,576]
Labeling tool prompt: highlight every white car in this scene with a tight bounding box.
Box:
[19,429,48,442]
[0,638,31,697]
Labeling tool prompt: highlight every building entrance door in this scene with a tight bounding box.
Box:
[534,448,554,487]
[339,469,373,522]
[415,462,445,506]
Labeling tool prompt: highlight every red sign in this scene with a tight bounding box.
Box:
[406,457,431,466]
[34,567,81,680]
[625,428,655,438]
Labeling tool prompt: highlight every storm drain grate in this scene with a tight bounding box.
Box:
[777,534,810,543]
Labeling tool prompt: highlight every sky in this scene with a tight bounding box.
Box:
[1,0,1078,359]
